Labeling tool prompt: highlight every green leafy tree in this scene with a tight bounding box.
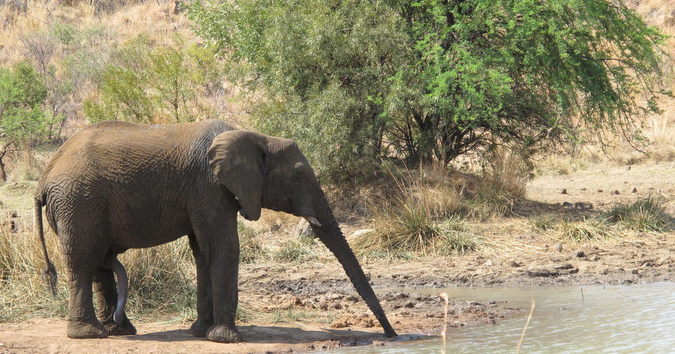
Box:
[0,63,61,181]
[190,0,667,181]
[84,35,223,124]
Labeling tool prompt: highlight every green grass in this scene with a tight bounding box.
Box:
[604,197,672,232]
[529,214,558,231]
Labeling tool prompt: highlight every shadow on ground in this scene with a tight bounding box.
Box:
[124,325,400,346]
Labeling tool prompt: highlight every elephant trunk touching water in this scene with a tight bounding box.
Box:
[309,190,397,337]
[35,120,396,342]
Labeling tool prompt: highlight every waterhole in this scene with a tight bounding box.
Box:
[339,282,674,353]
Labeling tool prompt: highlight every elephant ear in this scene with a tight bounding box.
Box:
[208,130,266,221]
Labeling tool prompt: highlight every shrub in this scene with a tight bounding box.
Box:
[84,35,223,124]
[0,62,62,182]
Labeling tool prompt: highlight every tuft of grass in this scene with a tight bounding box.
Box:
[272,238,317,263]
[352,164,493,256]
[604,197,672,232]
[554,218,615,241]
[354,210,478,256]
[529,214,558,231]
[238,223,268,263]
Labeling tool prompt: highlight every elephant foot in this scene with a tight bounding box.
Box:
[207,324,242,343]
[103,317,137,336]
[189,319,213,337]
[67,319,108,339]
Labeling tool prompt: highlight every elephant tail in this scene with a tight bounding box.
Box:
[35,198,58,296]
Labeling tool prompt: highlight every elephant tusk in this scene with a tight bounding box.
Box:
[111,257,128,326]
[304,216,322,228]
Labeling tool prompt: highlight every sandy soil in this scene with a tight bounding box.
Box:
[0,163,672,353]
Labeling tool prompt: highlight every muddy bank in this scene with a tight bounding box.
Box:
[0,295,514,354]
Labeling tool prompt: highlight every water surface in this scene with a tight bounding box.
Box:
[338,282,675,353]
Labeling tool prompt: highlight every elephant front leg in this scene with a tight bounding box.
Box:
[188,234,213,337]
[93,269,136,335]
[190,205,242,343]
[206,244,241,344]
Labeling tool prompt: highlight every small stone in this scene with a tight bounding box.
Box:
[555,244,563,252]
[597,189,603,193]
[562,201,573,208]
[632,187,637,193]
[404,302,415,308]
[509,261,522,268]
[561,188,568,194]
[575,250,586,258]
[352,229,375,238]
[626,165,631,170]
[612,190,620,195]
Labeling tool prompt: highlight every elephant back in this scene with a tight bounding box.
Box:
[36,119,233,205]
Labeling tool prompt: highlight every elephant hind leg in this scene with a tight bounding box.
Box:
[59,224,109,338]
[93,267,136,336]
[65,268,108,339]
[188,233,213,337]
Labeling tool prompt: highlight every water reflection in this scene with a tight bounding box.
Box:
[337,282,675,353]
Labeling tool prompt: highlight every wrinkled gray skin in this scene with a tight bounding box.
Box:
[34,120,397,342]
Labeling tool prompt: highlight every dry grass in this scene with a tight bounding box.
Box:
[272,238,317,263]
[553,218,617,241]
[0,1,192,67]
[351,164,518,257]
[0,208,199,322]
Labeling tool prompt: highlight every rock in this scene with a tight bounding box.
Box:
[562,201,573,208]
[293,218,315,238]
[626,165,631,170]
[526,262,578,277]
[9,210,17,218]
[555,244,563,252]
[561,188,568,194]
[352,229,374,238]
[597,189,603,193]
[575,250,586,258]
[612,190,620,195]
[509,261,522,268]
[574,202,593,210]
[590,255,599,261]
[632,187,637,193]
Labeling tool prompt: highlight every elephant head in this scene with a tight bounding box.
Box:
[208,130,397,338]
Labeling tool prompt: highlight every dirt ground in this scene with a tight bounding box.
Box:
[0,163,672,353]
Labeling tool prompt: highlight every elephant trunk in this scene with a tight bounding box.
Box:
[310,189,397,338]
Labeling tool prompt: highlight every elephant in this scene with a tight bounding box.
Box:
[34,119,397,342]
